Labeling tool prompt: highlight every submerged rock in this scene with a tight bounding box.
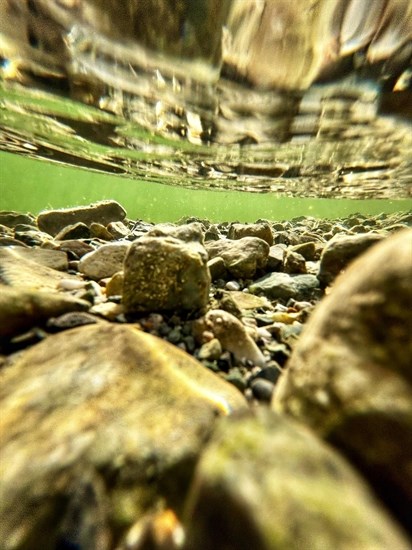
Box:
[0,286,90,339]
[78,242,130,281]
[206,237,269,278]
[122,234,210,313]
[249,272,320,301]
[317,232,384,287]
[183,410,408,550]
[0,247,80,291]
[0,324,246,550]
[37,200,126,237]
[193,309,266,367]
[273,229,412,532]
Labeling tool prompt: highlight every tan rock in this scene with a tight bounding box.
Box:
[0,286,90,338]
[273,229,412,531]
[183,410,409,550]
[123,235,210,313]
[0,324,246,549]
[193,309,266,367]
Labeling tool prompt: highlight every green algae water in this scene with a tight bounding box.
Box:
[1,150,410,223]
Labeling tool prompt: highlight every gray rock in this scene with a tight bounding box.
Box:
[274,229,412,532]
[123,235,210,313]
[183,410,409,550]
[206,237,269,278]
[78,242,130,281]
[37,201,127,236]
[0,286,90,338]
[148,222,205,244]
[0,324,246,549]
[228,222,273,246]
[193,309,266,367]
[318,232,384,287]
[249,272,320,301]
[107,221,130,239]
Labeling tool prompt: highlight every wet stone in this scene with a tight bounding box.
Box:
[0,324,246,549]
[0,211,35,228]
[183,409,409,550]
[206,237,269,278]
[37,200,127,237]
[318,232,384,287]
[55,222,91,240]
[78,242,130,281]
[123,235,210,313]
[227,222,273,246]
[274,229,412,533]
[249,272,320,301]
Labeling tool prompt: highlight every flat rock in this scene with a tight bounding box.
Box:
[183,409,409,550]
[0,286,90,338]
[78,242,130,281]
[0,246,68,271]
[0,324,246,550]
[273,229,412,532]
[37,201,127,237]
[123,235,210,313]
[318,232,384,286]
[206,237,269,279]
[249,272,320,301]
[0,247,80,291]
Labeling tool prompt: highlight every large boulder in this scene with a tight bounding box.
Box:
[0,324,246,550]
[183,410,408,550]
[273,229,412,531]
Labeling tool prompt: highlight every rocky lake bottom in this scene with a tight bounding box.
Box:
[0,200,411,549]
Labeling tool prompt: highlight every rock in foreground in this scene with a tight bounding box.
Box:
[273,229,412,531]
[0,324,246,550]
[183,410,408,550]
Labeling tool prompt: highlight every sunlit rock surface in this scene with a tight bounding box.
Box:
[0,323,246,550]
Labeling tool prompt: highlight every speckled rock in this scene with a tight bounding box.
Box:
[274,229,412,532]
[0,324,246,550]
[249,272,320,301]
[123,235,210,313]
[318,232,384,287]
[228,222,273,246]
[183,410,409,550]
[193,309,266,367]
[0,286,90,338]
[206,237,269,278]
[37,201,127,237]
[78,242,130,281]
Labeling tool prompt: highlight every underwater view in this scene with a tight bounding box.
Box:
[0,1,412,549]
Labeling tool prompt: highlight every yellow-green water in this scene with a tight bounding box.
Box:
[1,150,410,222]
